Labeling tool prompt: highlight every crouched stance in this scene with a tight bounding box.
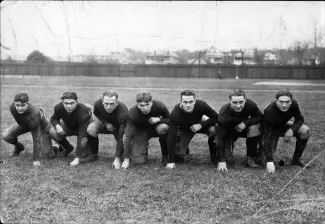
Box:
[2,93,57,167]
[260,90,311,177]
[86,90,128,169]
[122,91,170,169]
[214,89,263,172]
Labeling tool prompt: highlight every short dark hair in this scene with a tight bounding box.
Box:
[136,91,152,103]
[181,90,195,99]
[61,92,78,100]
[102,90,118,100]
[14,93,29,103]
[229,89,246,100]
[276,90,293,100]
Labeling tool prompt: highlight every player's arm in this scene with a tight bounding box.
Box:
[75,112,92,157]
[243,104,263,127]
[93,102,109,126]
[291,102,304,134]
[166,122,178,164]
[200,102,218,128]
[29,114,42,163]
[50,105,61,127]
[159,105,171,125]
[123,117,136,158]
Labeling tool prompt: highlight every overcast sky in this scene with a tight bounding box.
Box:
[1,1,324,60]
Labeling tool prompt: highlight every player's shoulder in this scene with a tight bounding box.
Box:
[117,101,129,111]
[94,98,102,105]
[54,102,63,110]
[245,98,258,108]
[153,100,167,108]
[263,100,276,112]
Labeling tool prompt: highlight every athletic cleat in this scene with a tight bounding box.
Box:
[47,146,58,159]
[246,157,260,168]
[63,144,74,157]
[79,154,99,164]
[175,154,185,163]
[291,158,306,167]
[161,155,168,164]
[11,142,25,157]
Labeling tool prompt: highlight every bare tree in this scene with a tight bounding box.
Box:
[292,41,309,65]
[311,21,324,65]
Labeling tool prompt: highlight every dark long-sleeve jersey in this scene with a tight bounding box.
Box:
[170,100,217,130]
[51,102,92,152]
[167,99,218,163]
[263,99,304,134]
[10,103,43,161]
[123,100,170,157]
[128,100,170,129]
[218,98,263,129]
[93,98,129,137]
[262,99,305,162]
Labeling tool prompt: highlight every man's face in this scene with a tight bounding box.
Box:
[137,101,153,114]
[102,96,118,113]
[63,99,78,114]
[276,96,292,112]
[180,95,196,113]
[230,96,246,112]
[14,101,28,114]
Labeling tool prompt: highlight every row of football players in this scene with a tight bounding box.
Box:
[2,89,311,176]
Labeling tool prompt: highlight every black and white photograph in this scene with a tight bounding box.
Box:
[1,1,324,223]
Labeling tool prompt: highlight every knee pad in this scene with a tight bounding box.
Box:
[156,123,169,135]
[247,125,261,138]
[297,125,311,140]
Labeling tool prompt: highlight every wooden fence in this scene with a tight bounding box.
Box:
[1,63,324,79]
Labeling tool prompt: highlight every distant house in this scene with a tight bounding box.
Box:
[188,57,211,65]
[264,52,279,65]
[288,51,320,65]
[231,50,255,65]
[72,51,136,64]
[205,47,224,64]
[145,50,180,64]
[232,52,244,66]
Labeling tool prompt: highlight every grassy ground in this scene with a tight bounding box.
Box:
[1,77,324,224]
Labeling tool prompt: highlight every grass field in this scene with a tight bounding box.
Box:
[1,76,325,224]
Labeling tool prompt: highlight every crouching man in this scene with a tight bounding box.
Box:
[2,93,57,167]
[261,90,311,177]
[214,89,263,172]
[86,90,128,169]
[166,90,218,169]
[122,91,170,169]
[50,92,93,167]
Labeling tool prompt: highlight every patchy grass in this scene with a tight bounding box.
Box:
[1,76,325,224]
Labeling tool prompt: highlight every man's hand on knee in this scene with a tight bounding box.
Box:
[105,123,115,132]
[284,128,293,143]
[55,125,66,135]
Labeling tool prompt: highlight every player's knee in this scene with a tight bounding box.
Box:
[156,123,169,135]
[208,125,216,136]
[2,128,11,142]
[297,125,311,140]
[87,124,98,137]
[247,125,261,138]
[81,137,88,147]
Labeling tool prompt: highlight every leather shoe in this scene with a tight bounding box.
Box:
[291,158,306,167]
[247,157,260,168]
